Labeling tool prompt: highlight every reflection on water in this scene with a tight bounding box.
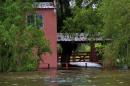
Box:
[0,68,130,86]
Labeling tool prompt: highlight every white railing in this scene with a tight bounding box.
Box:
[57,33,88,41]
[57,33,111,42]
[34,2,55,8]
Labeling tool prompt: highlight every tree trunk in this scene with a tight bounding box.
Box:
[60,42,77,67]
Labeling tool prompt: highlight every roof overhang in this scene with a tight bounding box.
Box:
[57,33,112,43]
[33,2,56,8]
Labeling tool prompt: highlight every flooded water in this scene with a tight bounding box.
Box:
[0,68,130,86]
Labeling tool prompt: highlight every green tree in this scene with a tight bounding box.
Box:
[57,0,101,32]
[57,0,72,32]
[100,0,130,68]
[62,7,102,34]
[0,0,50,72]
[62,0,102,35]
[58,0,102,65]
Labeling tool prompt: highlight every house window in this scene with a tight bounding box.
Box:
[27,14,43,29]
[36,15,43,28]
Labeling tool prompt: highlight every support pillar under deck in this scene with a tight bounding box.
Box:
[90,43,98,62]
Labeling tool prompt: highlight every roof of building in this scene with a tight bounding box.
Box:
[34,2,56,8]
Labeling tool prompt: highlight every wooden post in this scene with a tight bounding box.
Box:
[65,63,69,70]
[90,43,98,62]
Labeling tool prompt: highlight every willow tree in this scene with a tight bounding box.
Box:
[100,0,130,68]
[0,0,50,72]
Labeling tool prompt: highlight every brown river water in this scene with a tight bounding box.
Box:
[0,68,130,86]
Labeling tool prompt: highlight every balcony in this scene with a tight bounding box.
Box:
[34,2,55,8]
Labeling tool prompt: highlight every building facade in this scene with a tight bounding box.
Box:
[35,1,57,69]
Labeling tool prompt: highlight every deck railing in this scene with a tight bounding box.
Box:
[58,52,103,64]
[58,52,90,62]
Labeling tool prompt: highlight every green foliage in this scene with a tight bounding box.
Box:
[57,0,72,32]
[100,0,130,68]
[75,0,83,7]
[75,0,100,8]
[62,7,102,38]
[57,44,62,54]
[76,44,90,52]
[0,0,50,72]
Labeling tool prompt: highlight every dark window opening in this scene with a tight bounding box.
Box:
[36,15,43,28]
[27,14,43,29]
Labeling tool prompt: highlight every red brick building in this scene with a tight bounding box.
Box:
[34,0,57,69]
